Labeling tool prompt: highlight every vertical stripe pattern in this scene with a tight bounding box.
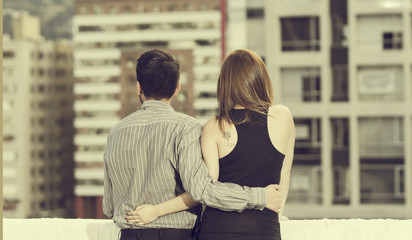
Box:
[103,100,266,229]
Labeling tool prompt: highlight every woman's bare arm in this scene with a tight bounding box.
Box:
[126,192,198,225]
[279,126,295,218]
[268,105,295,219]
[200,118,221,182]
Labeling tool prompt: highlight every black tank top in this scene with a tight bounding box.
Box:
[199,109,285,236]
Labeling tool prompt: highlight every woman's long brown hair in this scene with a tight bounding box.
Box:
[217,49,274,131]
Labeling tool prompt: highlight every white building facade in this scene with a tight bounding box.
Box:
[266,0,412,219]
[3,12,75,218]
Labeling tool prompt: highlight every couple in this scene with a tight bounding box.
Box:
[103,49,295,240]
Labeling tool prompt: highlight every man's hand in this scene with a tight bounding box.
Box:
[265,184,282,213]
[126,204,160,225]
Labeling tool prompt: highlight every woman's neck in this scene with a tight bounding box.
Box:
[233,105,246,109]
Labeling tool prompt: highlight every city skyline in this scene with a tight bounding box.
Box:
[3,0,412,220]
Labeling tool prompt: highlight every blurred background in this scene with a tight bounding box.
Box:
[2,0,412,220]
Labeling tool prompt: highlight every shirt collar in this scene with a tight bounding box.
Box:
[140,100,174,112]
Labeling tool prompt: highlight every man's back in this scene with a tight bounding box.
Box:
[103,100,201,229]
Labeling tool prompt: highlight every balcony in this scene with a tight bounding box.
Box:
[74,65,121,78]
[74,100,121,112]
[74,83,121,95]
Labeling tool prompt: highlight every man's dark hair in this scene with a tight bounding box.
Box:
[136,49,180,100]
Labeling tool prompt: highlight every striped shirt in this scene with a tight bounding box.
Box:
[103,100,266,229]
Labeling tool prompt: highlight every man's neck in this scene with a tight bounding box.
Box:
[140,96,171,105]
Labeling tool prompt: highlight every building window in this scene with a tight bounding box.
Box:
[331,118,350,204]
[357,65,403,101]
[122,5,131,13]
[247,9,264,19]
[281,67,321,102]
[184,3,194,10]
[332,65,349,101]
[288,118,322,204]
[3,117,15,129]
[288,165,322,204]
[177,92,187,102]
[332,119,349,151]
[56,53,68,61]
[109,5,119,13]
[357,14,402,52]
[153,3,162,12]
[39,184,46,193]
[79,6,88,14]
[294,118,322,165]
[302,75,321,102]
[128,76,135,83]
[137,3,146,12]
[199,3,208,11]
[2,83,17,94]
[331,12,347,47]
[38,135,45,143]
[3,51,14,58]
[38,68,44,76]
[3,135,15,142]
[93,5,103,14]
[359,117,403,159]
[56,69,67,77]
[3,100,14,111]
[359,117,404,203]
[3,67,14,77]
[361,165,405,204]
[79,26,101,32]
[281,17,320,51]
[40,201,46,209]
[168,3,176,11]
[38,85,46,93]
[126,58,135,69]
[383,32,402,49]
[58,199,65,208]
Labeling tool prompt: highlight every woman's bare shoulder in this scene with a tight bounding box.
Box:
[203,116,218,129]
[268,104,293,122]
[202,117,221,136]
[202,116,236,139]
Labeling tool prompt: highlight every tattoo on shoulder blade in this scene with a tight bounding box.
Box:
[223,131,236,148]
[223,131,231,139]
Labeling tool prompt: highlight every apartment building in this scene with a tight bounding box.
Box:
[2,12,75,218]
[72,0,222,218]
[265,0,412,219]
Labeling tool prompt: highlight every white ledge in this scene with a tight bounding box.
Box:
[3,218,412,240]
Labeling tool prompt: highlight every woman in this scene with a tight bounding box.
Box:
[126,49,295,240]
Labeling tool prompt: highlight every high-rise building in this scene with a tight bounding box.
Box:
[2,12,75,218]
[266,0,412,219]
[72,0,222,218]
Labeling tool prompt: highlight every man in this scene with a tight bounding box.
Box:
[103,49,281,240]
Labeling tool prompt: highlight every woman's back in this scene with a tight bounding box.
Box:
[218,109,284,186]
[198,107,287,240]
